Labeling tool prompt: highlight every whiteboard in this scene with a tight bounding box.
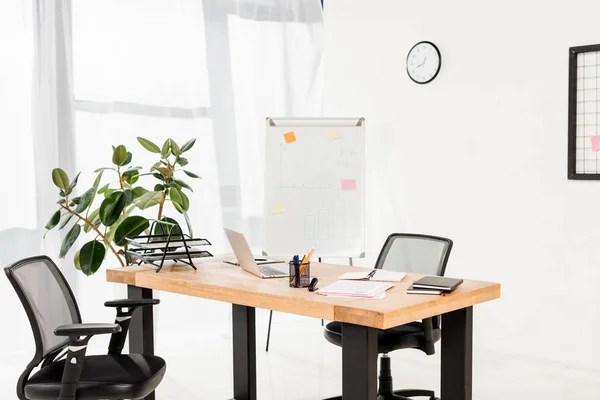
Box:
[264,117,365,258]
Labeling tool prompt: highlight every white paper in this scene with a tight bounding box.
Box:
[338,270,406,282]
[317,280,394,298]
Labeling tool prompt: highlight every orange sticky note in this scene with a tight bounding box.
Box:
[327,130,340,139]
[592,136,600,151]
[283,131,296,144]
[341,179,356,191]
[273,204,285,215]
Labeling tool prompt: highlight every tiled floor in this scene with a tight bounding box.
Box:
[2,297,600,399]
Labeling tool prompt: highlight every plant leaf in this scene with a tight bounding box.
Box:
[65,172,81,195]
[52,168,70,190]
[59,213,74,230]
[183,170,201,179]
[124,152,133,166]
[152,172,165,181]
[74,249,81,271]
[79,240,106,276]
[99,191,127,226]
[137,137,161,153]
[123,189,134,206]
[59,223,81,258]
[169,187,184,207]
[157,167,170,178]
[124,170,139,185]
[153,217,183,244]
[170,140,181,157]
[180,190,189,211]
[172,201,184,214]
[135,191,162,210]
[174,179,193,192]
[86,170,104,211]
[183,210,193,237]
[112,145,128,166]
[132,186,148,199]
[45,210,61,230]
[97,183,110,194]
[176,157,189,166]
[84,208,100,233]
[154,184,165,191]
[105,206,135,242]
[180,138,196,153]
[75,188,95,213]
[161,139,171,158]
[104,188,116,198]
[114,216,149,246]
[94,167,117,173]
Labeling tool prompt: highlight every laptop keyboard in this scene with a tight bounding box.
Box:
[260,266,287,276]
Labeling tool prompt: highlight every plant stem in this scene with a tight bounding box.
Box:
[60,204,125,267]
[157,191,166,220]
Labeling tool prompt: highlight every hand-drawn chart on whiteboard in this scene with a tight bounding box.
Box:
[264,118,365,257]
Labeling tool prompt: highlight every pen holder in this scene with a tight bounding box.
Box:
[289,261,310,288]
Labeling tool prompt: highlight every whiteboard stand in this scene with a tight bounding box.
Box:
[263,117,366,260]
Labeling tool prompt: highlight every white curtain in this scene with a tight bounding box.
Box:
[0,0,323,397]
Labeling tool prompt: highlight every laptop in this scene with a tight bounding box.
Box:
[223,228,288,278]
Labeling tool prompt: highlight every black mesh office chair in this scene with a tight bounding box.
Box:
[323,234,453,400]
[5,255,166,400]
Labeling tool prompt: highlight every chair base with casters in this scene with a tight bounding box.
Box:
[324,320,441,400]
[376,355,437,400]
[5,256,166,400]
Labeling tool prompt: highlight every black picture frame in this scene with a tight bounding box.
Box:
[568,44,600,180]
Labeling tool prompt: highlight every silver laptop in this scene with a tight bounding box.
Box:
[223,228,288,278]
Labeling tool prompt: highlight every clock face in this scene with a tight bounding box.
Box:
[406,41,441,84]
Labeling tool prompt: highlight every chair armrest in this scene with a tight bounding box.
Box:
[104,298,158,355]
[104,298,160,307]
[55,323,121,337]
[53,324,120,399]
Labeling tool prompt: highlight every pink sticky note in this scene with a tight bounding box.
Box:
[592,136,600,151]
[341,179,357,191]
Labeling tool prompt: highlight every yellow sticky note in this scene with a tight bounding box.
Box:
[327,130,340,139]
[283,131,296,144]
[273,204,286,215]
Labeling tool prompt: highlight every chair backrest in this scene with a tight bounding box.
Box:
[4,255,82,365]
[374,233,453,276]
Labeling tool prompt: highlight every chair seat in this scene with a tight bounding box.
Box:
[25,354,166,400]
[324,321,440,354]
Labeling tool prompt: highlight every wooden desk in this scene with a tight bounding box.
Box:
[107,257,500,400]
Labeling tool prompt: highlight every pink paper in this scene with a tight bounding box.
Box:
[592,136,600,151]
[341,179,356,191]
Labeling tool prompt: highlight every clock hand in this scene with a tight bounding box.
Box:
[417,56,427,68]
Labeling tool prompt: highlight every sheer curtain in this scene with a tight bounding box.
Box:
[1,0,323,397]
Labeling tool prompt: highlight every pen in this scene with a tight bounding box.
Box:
[367,270,377,280]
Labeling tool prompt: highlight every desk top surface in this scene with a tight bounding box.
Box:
[106,256,500,329]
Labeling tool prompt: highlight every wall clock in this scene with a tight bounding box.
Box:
[406,41,442,84]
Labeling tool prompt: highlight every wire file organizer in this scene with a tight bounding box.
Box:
[125,219,212,273]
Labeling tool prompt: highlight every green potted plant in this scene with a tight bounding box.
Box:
[44,137,201,276]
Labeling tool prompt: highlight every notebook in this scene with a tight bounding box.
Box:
[338,269,406,282]
[406,284,443,295]
[412,276,463,292]
[317,280,394,299]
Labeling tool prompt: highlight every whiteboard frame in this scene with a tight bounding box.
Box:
[263,117,366,259]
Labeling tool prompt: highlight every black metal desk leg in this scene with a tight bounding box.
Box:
[128,285,155,400]
[232,304,257,400]
[341,323,378,400]
[441,307,473,400]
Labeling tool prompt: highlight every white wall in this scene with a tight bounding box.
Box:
[324,0,600,374]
